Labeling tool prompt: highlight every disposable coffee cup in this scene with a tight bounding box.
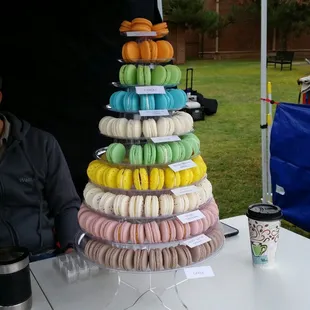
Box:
[246,203,283,268]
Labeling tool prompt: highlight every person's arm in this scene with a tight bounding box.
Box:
[44,134,81,251]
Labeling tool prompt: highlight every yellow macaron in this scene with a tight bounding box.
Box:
[133,168,149,190]
[95,166,110,186]
[117,168,133,190]
[150,168,165,190]
[191,165,203,182]
[179,169,194,186]
[105,168,120,188]
[164,168,181,189]
[86,160,102,181]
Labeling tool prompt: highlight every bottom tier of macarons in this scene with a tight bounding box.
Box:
[78,223,224,272]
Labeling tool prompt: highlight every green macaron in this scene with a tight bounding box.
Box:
[151,65,167,85]
[185,138,200,156]
[143,143,156,165]
[137,65,151,86]
[169,142,181,162]
[120,64,137,85]
[177,141,186,161]
[129,145,143,165]
[165,65,182,84]
[106,143,126,164]
[182,133,200,146]
[180,140,192,160]
[156,144,173,164]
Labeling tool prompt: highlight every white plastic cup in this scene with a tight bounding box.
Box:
[246,204,283,268]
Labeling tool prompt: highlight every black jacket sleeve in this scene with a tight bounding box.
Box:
[45,135,81,250]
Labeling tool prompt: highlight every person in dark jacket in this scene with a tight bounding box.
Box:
[0,78,80,258]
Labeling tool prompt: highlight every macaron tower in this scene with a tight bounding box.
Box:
[76,18,224,273]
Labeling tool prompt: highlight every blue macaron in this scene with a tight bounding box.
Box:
[167,89,187,109]
[154,93,175,110]
[110,91,127,111]
[154,94,168,109]
[123,92,139,112]
[140,94,155,110]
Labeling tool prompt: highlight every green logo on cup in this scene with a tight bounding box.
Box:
[252,243,267,256]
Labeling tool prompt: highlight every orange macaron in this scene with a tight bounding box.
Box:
[131,18,152,32]
[139,40,158,61]
[119,20,132,32]
[122,41,141,62]
[155,29,169,38]
[152,22,167,31]
[132,18,152,28]
[156,40,174,60]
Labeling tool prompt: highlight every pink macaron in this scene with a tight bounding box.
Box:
[120,222,132,243]
[130,224,145,244]
[114,222,131,243]
[174,220,184,240]
[190,220,204,236]
[85,213,99,234]
[168,221,176,242]
[92,217,108,237]
[145,222,155,243]
[104,221,119,241]
[151,221,161,243]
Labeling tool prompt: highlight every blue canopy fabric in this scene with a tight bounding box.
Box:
[270,102,310,231]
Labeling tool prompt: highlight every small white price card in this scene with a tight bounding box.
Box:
[183,234,211,248]
[135,86,165,95]
[139,109,169,117]
[171,185,199,196]
[125,31,157,37]
[168,160,197,172]
[151,136,181,143]
[184,266,215,279]
[177,210,205,224]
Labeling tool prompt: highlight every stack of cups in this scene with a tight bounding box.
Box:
[246,203,283,268]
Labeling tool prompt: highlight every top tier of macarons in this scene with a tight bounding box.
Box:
[120,18,169,39]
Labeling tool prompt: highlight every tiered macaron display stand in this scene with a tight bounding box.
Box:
[75,18,224,310]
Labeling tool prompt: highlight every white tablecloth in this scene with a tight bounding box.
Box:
[30,216,310,310]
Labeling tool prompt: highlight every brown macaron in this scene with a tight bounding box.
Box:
[170,247,178,269]
[123,249,134,271]
[190,245,202,263]
[162,248,172,269]
[140,250,149,271]
[110,248,121,269]
[176,245,192,267]
[97,244,111,265]
[104,247,115,268]
[149,249,156,271]
[118,248,127,270]
[155,248,163,270]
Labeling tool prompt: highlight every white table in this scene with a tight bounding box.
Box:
[30,216,310,310]
[30,273,52,310]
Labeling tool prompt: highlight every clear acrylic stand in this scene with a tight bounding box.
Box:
[104,270,190,310]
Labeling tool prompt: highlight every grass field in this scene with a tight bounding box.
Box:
[178,60,310,236]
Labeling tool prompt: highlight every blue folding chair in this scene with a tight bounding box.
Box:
[270,102,310,232]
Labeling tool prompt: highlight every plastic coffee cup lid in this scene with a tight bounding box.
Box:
[246,203,283,222]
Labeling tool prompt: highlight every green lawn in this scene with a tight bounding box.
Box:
[178,60,310,236]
